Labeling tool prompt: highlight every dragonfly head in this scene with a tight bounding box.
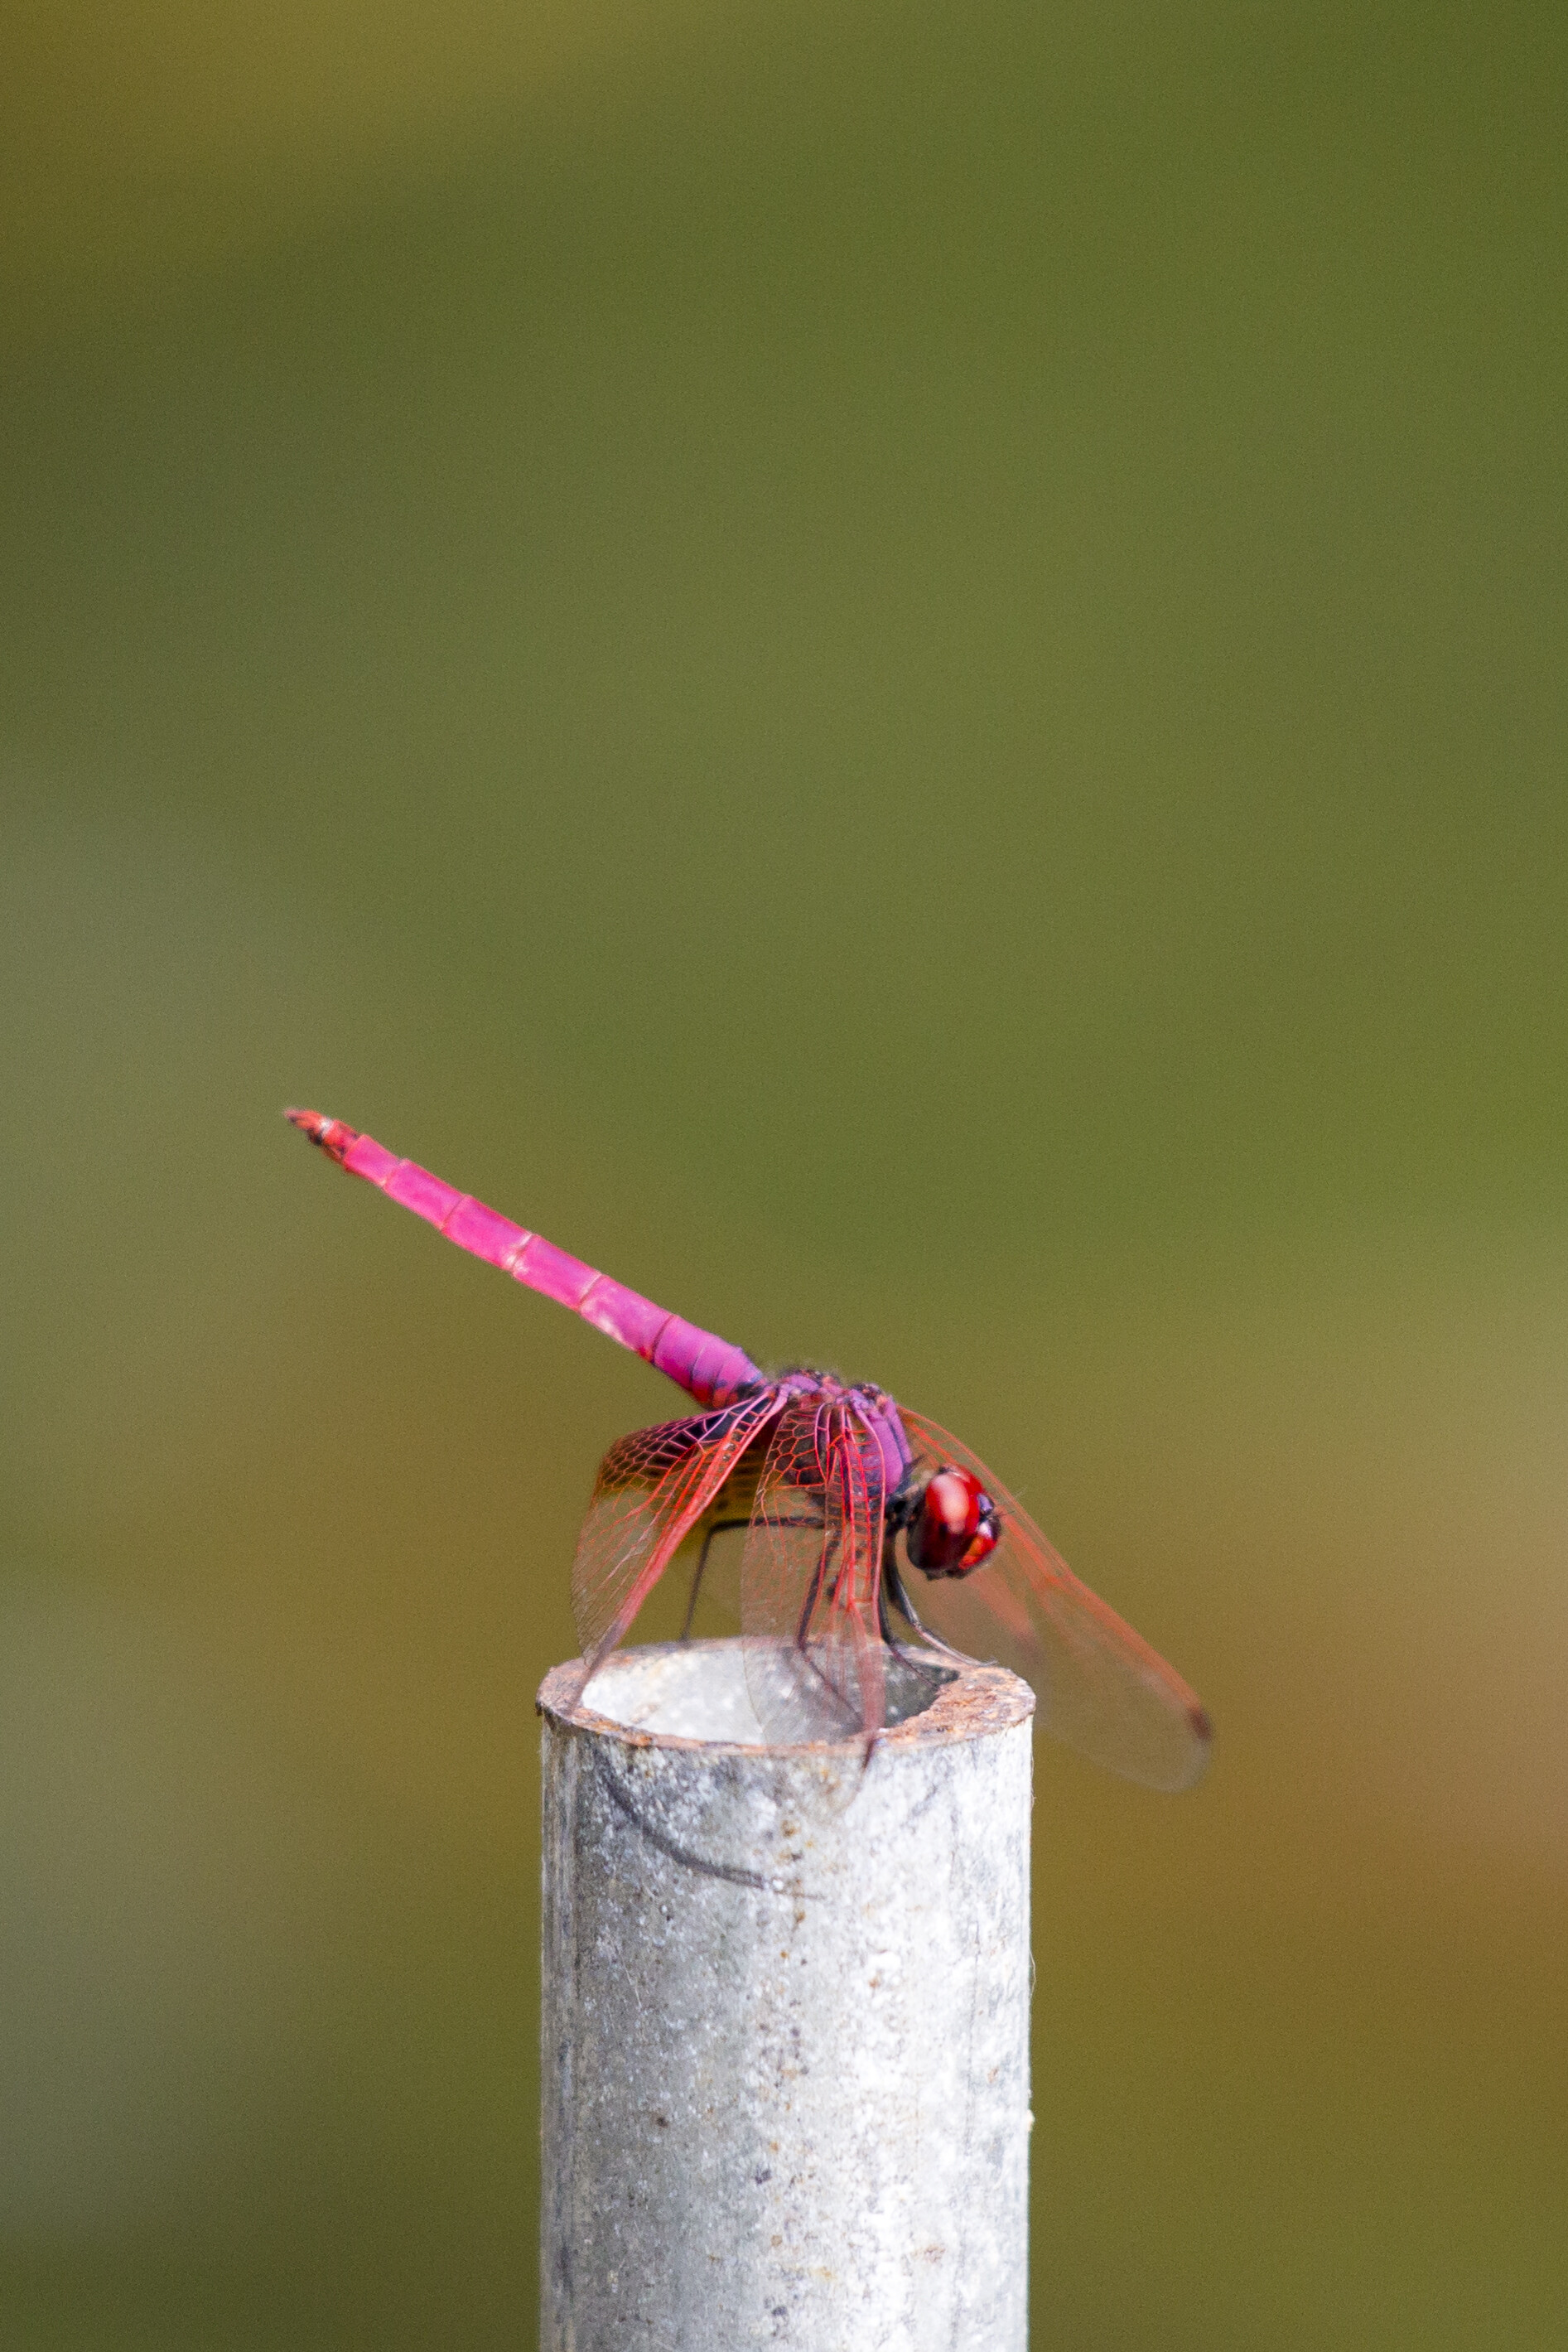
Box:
[901,1466,1001,1578]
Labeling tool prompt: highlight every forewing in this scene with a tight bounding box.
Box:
[571,1393,780,1680]
[895,1408,1212,1791]
[741,1395,886,1749]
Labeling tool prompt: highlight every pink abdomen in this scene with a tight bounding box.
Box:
[287,1110,762,1408]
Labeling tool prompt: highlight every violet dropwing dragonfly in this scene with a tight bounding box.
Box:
[288,1111,1211,1788]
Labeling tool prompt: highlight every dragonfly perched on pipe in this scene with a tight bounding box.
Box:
[287,1110,1212,1788]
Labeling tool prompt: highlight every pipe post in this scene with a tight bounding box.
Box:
[538,1638,1034,2349]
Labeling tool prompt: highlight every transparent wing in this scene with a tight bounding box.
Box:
[895,1408,1212,1791]
[570,1391,782,1684]
[741,1393,887,1751]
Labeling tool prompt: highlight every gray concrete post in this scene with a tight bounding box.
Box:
[538,1638,1034,2350]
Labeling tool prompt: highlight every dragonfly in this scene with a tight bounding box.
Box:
[287,1110,1211,1789]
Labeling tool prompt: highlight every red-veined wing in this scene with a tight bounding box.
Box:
[895,1408,1212,1791]
[569,1392,783,1694]
[740,1393,886,1751]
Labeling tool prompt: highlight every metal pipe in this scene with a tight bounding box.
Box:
[538,1638,1034,2350]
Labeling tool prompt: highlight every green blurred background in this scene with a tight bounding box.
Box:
[2,2,1564,2343]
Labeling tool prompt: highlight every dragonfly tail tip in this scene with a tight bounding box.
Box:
[284,1107,358,1165]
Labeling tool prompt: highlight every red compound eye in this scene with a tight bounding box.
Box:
[909,1466,1001,1576]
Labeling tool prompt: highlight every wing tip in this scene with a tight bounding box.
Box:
[1163,1700,1214,1792]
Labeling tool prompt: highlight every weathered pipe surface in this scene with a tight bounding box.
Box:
[538,1639,1034,2350]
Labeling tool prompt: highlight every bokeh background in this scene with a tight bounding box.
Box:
[2,2,1565,2344]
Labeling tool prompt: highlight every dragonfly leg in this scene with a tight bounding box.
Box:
[794,1529,840,1649]
[682,1514,824,1640]
[680,1520,749,1640]
[881,1557,922,1633]
[882,1558,980,1669]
